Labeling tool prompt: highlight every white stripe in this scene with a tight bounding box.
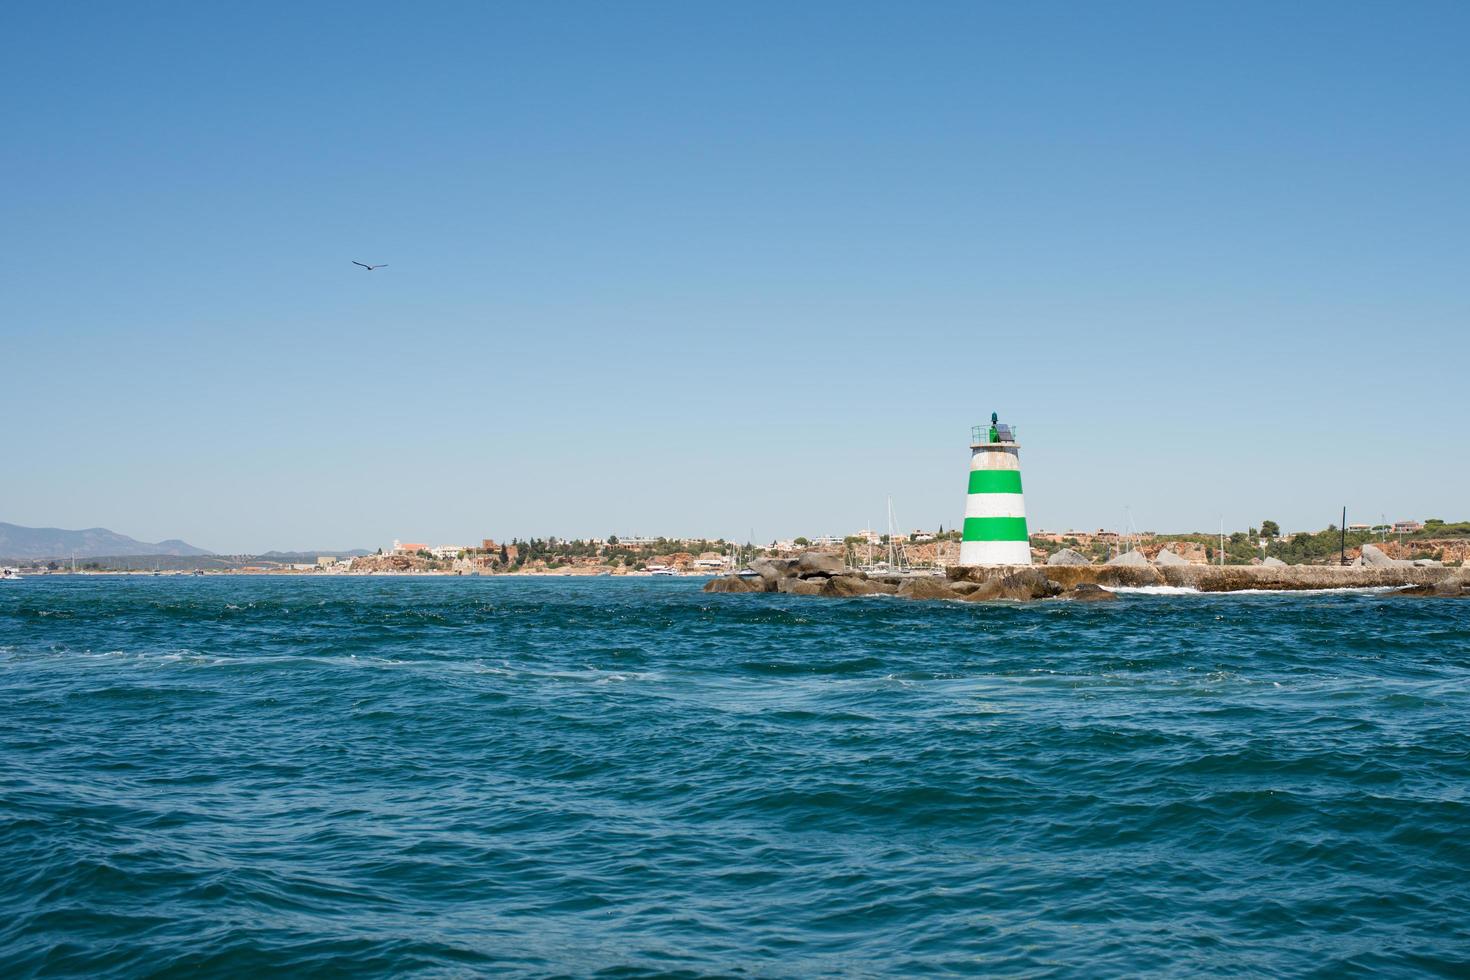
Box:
[964,493,1027,519]
[959,541,1032,566]
[970,448,1020,471]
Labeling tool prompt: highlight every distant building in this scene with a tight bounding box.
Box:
[392,540,429,555]
[811,535,844,547]
[316,556,337,567]
[430,545,469,559]
[1392,520,1424,534]
[481,539,498,552]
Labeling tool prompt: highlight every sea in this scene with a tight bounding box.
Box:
[2,576,1468,977]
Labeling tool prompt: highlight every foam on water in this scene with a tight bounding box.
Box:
[1106,584,1402,596]
[2,576,1469,976]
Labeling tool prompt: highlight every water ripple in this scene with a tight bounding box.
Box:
[2,577,1469,976]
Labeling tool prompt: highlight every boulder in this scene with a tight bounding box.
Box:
[704,575,763,594]
[1262,556,1288,567]
[1393,582,1466,598]
[821,575,886,597]
[1413,558,1443,567]
[1096,563,1166,586]
[1360,544,1408,568]
[962,568,1062,602]
[1046,548,1092,567]
[1154,549,1189,567]
[1105,550,1151,567]
[747,558,796,584]
[777,576,825,596]
[795,552,847,579]
[897,576,962,601]
[1066,582,1118,602]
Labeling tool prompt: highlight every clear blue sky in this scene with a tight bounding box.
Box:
[4,2,1466,553]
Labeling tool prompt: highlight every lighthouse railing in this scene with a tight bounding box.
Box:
[970,424,1018,446]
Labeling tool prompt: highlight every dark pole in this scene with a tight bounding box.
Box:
[1340,506,1347,565]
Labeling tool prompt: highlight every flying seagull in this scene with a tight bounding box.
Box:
[352,261,388,271]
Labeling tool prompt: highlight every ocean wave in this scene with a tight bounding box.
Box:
[2,576,1467,976]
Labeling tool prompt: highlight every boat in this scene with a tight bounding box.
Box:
[648,565,678,576]
[1,567,22,581]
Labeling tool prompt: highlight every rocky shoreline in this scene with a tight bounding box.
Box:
[704,554,1470,601]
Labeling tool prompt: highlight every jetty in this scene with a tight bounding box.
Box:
[704,553,1470,602]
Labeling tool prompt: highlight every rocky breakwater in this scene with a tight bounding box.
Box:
[704,552,1470,602]
[704,556,1116,603]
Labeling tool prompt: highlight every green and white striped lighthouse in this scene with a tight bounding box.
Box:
[959,412,1031,566]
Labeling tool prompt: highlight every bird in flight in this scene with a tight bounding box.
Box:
[352,261,388,271]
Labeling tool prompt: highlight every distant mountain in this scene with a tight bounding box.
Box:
[0,522,212,559]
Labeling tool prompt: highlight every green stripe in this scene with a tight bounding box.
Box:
[962,517,1029,542]
[967,470,1022,495]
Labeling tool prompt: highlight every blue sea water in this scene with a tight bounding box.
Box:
[1,577,1468,977]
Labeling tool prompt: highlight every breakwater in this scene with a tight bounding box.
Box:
[706,554,1470,600]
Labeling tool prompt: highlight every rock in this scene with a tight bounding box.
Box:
[777,576,825,596]
[1360,544,1409,568]
[949,581,983,595]
[962,568,1062,601]
[795,552,847,579]
[747,558,796,584]
[704,575,763,594]
[1105,550,1151,567]
[1154,549,1189,567]
[1046,548,1092,567]
[1394,582,1466,598]
[1066,582,1118,602]
[897,576,962,601]
[1097,563,1166,586]
[1262,556,1288,567]
[1413,558,1443,567]
[822,575,886,597]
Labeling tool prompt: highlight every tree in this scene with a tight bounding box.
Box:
[499,544,509,563]
[1261,520,1280,539]
[607,534,619,546]
[794,536,810,547]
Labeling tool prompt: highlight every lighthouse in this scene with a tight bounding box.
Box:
[959,412,1031,566]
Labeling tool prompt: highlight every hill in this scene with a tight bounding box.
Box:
[0,522,211,559]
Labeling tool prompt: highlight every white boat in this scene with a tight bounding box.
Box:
[1,567,22,581]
